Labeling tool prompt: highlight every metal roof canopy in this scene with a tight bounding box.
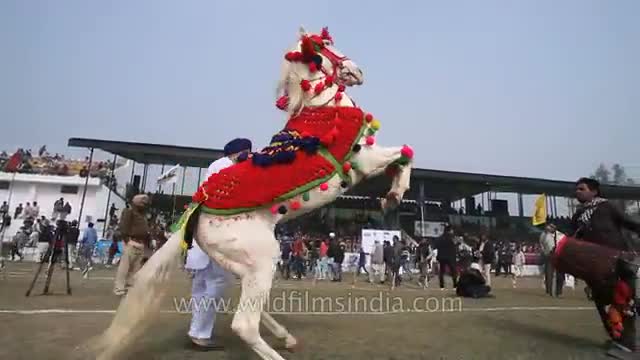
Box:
[68,137,225,168]
[68,137,640,201]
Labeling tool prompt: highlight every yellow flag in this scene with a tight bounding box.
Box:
[532,194,547,226]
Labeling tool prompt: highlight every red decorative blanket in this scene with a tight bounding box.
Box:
[194,107,366,213]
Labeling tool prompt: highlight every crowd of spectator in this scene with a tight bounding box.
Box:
[0,147,122,185]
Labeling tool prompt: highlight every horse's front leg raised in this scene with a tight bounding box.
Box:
[351,144,414,209]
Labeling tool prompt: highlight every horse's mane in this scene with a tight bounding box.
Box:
[276,43,309,117]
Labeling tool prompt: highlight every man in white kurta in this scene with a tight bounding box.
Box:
[186,138,251,350]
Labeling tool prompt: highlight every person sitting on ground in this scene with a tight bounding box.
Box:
[456,262,492,299]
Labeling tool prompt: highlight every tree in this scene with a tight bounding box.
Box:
[593,163,611,184]
[612,163,627,185]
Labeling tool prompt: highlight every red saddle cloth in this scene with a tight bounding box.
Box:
[194,107,366,212]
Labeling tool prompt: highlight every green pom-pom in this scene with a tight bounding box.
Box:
[396,157,410,166]
[302,192,310,202]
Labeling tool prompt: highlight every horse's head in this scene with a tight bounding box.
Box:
[277,27,364,113]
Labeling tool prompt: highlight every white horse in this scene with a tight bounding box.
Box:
[91,27,414,360]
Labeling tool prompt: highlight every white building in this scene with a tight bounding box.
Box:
[0,172,125,240]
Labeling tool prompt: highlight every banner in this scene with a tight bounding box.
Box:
[414,221,446,237]
[361,229,401,254]
[157,164,180,185]
[532,194,547,226]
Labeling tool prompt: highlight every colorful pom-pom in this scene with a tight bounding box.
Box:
[302,192,310,201]
[275,95,289,110]
[270,205,279,215]
[365,113,373,122]
[320,183,329,191]
[342,162,352,173]
[314,82,325,94]
[334,92,343,102]
[338,84,346,92]
[401,145,414,159]
[278,205,288,214]
[365,136,375,146]
[290,201,301,211]
[300,80,311,92]
[325,75,334,86]
[285,51,303,61]
[370,119,381,131]
[309,62,318,73]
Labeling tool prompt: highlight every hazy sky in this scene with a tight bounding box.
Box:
[2,0,639,182]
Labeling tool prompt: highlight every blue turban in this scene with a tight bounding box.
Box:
[224,138,252,156]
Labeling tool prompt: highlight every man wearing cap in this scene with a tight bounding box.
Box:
[185,138,251,350]
[114,193,151,295]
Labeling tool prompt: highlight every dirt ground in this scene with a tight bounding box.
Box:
[0,262,618,360]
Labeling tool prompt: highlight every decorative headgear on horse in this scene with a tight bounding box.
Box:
[224,138,252,156]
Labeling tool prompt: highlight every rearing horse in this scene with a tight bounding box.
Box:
[92,26,414,360]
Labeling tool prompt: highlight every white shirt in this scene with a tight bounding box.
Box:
[185,157,234,270]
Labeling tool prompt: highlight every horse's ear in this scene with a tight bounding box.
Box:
[298,26,307,37]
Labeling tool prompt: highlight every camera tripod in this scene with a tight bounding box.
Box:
[25,220,72,296]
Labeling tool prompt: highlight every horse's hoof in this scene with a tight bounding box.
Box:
[285,337,301,353]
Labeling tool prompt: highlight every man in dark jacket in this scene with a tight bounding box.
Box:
[570,177,640,349]
[436,226,458,289]
[383,240,394,282]
[332,242,346,282]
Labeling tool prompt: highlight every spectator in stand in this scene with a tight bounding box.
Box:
[0,201,8,218]
[10,229,27,261]
[0,213,11,233]
[14,203,23,219]
[52,198,64,220]
[31,201,40,218]
[61,201,72,220]
[436,226,458,290]
[109,203,118,219]
[23,202,32,219]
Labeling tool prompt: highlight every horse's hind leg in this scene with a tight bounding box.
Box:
[261,312,298,350]
[230,236,285,360]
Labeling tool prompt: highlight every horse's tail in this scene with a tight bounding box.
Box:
[90,230,186,359]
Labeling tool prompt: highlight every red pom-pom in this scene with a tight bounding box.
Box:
[342,162,352,173]
[401,145,414,159]
[325,76,334,86]
[270,205,279,215]
[338,84,346,92]
[290,201,301,211]
[275,95,289,110]
[334,92,343,102]
[321,27,333,43]
[314,82,325,94]
[309,62,318,73]
[320,183,329,191]
[365,136,375,146]
[300,80,311,92]
[365,113,373,122]
[285,51,303,62]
